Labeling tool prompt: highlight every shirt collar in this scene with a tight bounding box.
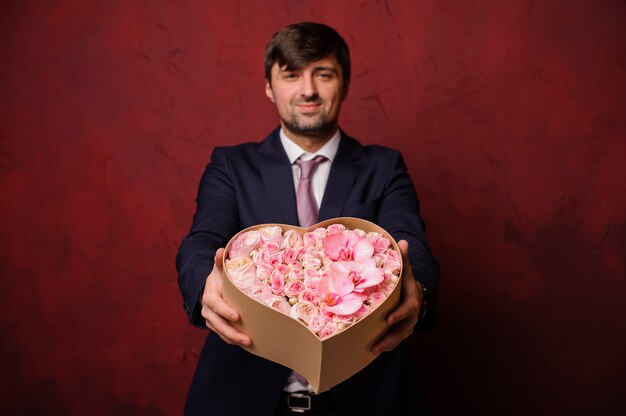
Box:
[279,128,341,164]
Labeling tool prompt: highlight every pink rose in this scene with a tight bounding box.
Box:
[259,226,284,244]
[269,251,283,266]
[309,314,326,333]
[333,313,357,324]
[367,292,387,309]
[255,262,273,280]
[303,228,326,247]
[253,248,271,264]
[270,273,285,295]
[225,258,259,291]
[249,285,272,303]
[273,263,289,277]
[383,258,401,274]
[282,248,300,264]
[355,303,373,319]
[373,253,386,268]
[299,289,319,305]
[383,248,401,273]
[372,236,391,253]
[284,280,305,297]
[301,255,322,269]
[281,229,303,249]
[290,301,321,328]
[265,295,290,315]
[288,266,303,281]
[229,230,262,259]
[326,223,346,234]
[379,279,398,296]
[321,308,334,320]
[385,248,400,261]
[281,230,303,249]
[304,276,320,292]
[319,322,340,340]
[304,268,319,280]
[263,241,281,253]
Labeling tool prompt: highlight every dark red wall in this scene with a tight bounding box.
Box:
[1,1,625,414]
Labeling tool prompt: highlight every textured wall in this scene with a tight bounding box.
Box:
[1,1,625,414]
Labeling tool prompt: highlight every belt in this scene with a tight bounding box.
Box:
[279,391,334,413]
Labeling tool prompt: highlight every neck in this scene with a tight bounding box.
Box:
[281,124,338,153]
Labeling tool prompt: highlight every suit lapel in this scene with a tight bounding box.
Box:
[258,129,300,225]
[318,133,363,221]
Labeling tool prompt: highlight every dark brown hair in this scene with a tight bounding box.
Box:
[264,22,351,88]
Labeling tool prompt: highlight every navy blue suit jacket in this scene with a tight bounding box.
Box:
[177,128,439,415]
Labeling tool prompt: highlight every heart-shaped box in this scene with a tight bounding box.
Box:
[222,217,402,393]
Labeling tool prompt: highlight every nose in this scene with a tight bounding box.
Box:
[301,73,317,98]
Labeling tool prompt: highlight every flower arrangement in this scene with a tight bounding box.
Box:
[225,223,401,339]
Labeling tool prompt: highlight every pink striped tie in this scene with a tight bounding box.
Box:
[295,156,326,228]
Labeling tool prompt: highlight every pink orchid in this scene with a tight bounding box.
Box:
[317,272,366,315]
[329,259,384,293]
[322,231,374,262]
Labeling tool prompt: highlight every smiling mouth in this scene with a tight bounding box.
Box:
[296,103,322,112]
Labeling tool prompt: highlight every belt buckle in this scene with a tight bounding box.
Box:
[287,392,311,413]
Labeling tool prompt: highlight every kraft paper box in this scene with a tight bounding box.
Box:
[222,217,402,393]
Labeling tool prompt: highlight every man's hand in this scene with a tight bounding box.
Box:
[372,240,423,355]
[201,248,252,346]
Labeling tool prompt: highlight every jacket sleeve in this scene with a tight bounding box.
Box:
[176,147,241,327]
[375,150,440,330]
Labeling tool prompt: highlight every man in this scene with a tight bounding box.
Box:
[177,22,439,415]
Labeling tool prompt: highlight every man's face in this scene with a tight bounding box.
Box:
[265,55,348,139]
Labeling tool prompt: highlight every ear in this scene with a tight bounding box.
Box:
[342,83,350,101]
[265,80,275,103]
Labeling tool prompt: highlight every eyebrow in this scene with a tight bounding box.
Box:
[278,65,339,74]
[313,66,338,73]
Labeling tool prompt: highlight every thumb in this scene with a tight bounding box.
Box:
[213,248,226,272]
[398,239,409,262]
[397,240,412,275]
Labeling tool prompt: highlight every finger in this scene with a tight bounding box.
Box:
[203,307,251,346]
[213,248,225,272]
[372,316,417,355]
[398,239,409,259]
[205,293,240,322]
[205,320,216,332]
[387,279,420,325]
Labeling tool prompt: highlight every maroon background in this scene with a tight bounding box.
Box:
[1,1,625,414]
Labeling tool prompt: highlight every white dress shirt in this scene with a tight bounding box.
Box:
[279,127,341,393]
[279,128,340,210]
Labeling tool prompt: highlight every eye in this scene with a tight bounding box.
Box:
[317,72,334,80]
[282,72,298,80]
